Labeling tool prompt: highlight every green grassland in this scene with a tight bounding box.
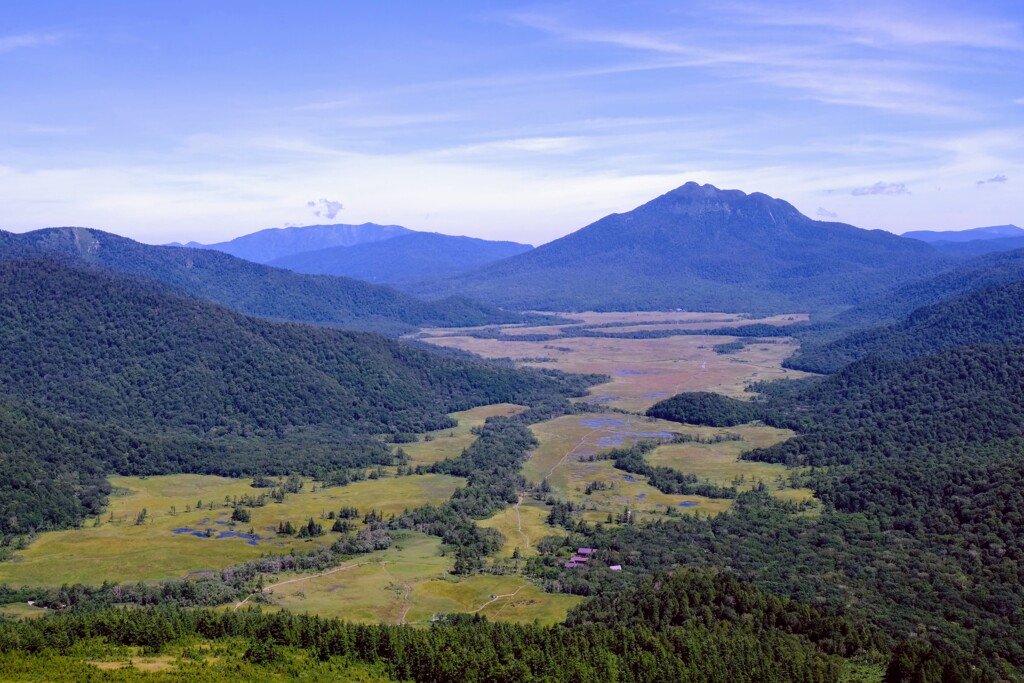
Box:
[0,473,463,587]
[525,413,814,521]
[477,496,552,558]
[391,403,525,467]
[648,424,815,501]
[259,532,581,626]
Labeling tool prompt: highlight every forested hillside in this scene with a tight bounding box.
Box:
[823,245,1024,330]
[788,280,1024,373]
[409,182,946,314]
[630,345,1024,674]
[0,228,529,334]
[0,260,595,539]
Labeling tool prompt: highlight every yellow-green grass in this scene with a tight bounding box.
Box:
[648,424,816,501]
[0,473,463,587]
[263,532,580,626]
[417,313,813,412]
[393,403,525,467]
[0,602,48,619]
[525,413,815,520]
[407,574,582,625]
[525,413,733,519]
[477,497,553,557]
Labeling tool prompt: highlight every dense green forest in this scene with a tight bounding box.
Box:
[0,228,535,335]
[616,344,1024,676]
[788,280,1024,373]
[0,571,889,682]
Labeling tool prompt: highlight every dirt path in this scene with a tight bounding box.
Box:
[543,425,611,480]
[514,495,531,549]
[469,585,525,614]
[233,561,369,611]
[379,561,414,625]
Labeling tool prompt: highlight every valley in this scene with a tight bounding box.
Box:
[1,312,815,636]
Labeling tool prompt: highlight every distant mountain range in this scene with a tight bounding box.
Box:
[902,224,1024,243]
[405,182,948,314]
[171,222,414,263]
[901,224,1024,258]
[0,228,534,335]
[268,232,532,283]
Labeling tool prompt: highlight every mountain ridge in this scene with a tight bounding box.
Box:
[404,182,947,314]
[269,231,533,283]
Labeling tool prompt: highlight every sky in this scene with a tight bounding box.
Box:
[1,1,1022,246]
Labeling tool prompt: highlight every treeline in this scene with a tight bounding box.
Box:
[396,416,539,574]
[0,570,868,682]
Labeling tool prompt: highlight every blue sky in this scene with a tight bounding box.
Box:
[2,1,1022,245]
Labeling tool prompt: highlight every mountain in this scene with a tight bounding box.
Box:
[788,280,1024,373]
[0,228,533,335]
[269,232,533,283]
[902,224,1024,243]
[407,182,946,314]
[176,222,413,263]
[0,259,595,535]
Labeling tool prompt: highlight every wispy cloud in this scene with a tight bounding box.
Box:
[977,174,1008,187]
[509,12,967,116]
[817,207,838,218]
[731,3,1022,50]
[0,32,62,53]
[851,181,910,196]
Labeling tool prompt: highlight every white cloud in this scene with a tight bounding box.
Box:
[817,207,838,218]
[308,198,343,219]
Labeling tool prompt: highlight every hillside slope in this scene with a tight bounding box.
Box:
[0,260,586,437]
[407,182,946,314]
[270,231,532,283]
[0,228,530,334]
[788,281,1024,373]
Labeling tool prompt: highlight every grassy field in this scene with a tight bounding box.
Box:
[648,424,815,501]
[418,312,813,412]
[477,497,553,558]
[392,403,525,467]
[0,473,463,587]
[523,413,815,521]
[261,532,581,626]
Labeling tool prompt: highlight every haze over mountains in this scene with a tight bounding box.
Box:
[173,222,414,263]
[405,182,948,314]
[268,231,532,283]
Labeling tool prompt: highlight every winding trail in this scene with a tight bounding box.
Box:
[233,561,369,611]
[469,585,525,614]
[543,425,612,481]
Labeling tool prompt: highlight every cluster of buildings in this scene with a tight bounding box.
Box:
[563,547,622,571]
